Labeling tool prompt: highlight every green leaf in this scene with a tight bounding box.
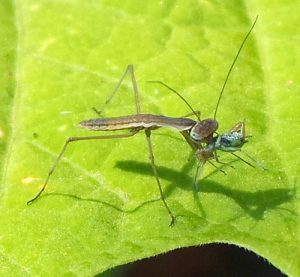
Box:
[0,0,299,276]
[0,1,15,182]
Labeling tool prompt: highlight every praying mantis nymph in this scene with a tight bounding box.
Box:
[28,16,259,226]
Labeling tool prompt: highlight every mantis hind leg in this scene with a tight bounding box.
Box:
[144,128,176,226]
[27,129,140,205]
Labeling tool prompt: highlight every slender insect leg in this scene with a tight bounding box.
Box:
[180,130,209,190]
[27,129,140,205]
[194,161,205,191]
[180,130,197,152]
[214,152,235,170]
[230,152,255,168]
[194,159,228,191]
[241,150,268,170]
[144,128,175,226]
[93,64,141,115]
[182,110,201,119]
[194,159,230,190]
[207,160,227,175]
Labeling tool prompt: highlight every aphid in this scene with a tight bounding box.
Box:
[28,17,258,226]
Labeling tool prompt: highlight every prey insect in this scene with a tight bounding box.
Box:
[27,17,258,226]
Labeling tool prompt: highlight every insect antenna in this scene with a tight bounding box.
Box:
[213,16,258,120]
[230,152,255,168]
[148,80,201,121]
[241,150,268,170]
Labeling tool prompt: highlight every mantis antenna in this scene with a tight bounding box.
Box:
[147,80,201,121]
[213,16,258,120]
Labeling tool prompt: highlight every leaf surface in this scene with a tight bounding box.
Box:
[0,1,299,276]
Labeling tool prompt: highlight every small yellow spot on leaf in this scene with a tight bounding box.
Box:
[60,111,72,115]
[0,128,4,138]
[58,125,67,132]
[39,37,57,52]
[22,177,40,185]
[30,4,40,11]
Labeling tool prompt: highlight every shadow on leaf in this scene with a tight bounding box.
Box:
[35,159,295,221]
[115,160,295,220]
